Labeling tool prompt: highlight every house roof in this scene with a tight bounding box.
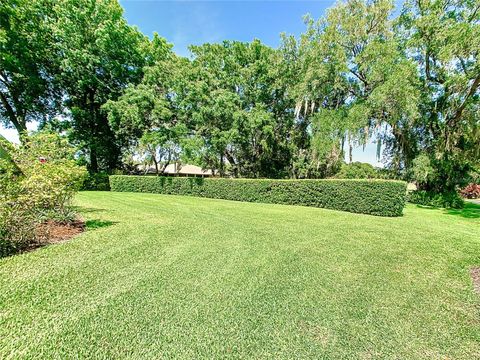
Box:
[164,163,212,176]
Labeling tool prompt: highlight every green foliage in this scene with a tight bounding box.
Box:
[286,0,420,170]
[411,154,435,188]
[407,190,464,209]
[104,51,195,175]
[81,172,111,191]
[280,0,479,191]
[3,0,478,196]
[10,133,87,211]
[0,0,60,134]
[469,168,480,185]
[110,175,407,216]
[393,0,480,190]
[0,132,86,256]
[334,162,378,179]
[106,40,296,178]
[52,0,152,172]
[1,0,154,172]
[0,134,19,173]
[183,40,294,178]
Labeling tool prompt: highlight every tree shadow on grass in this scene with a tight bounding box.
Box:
[73,206,109,214]
[444,202,480,219]
[414,202,480,219]
[85,219,117,230]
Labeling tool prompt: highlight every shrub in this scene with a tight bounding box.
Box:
[1,186,35,256]
[407,190,464,209]
[0,133,86,256]
[110,175,407,216]
[81,172,111,191]
[460,183,480,199]
[334,162,378,179]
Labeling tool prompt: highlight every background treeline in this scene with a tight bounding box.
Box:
[1,0,479,194]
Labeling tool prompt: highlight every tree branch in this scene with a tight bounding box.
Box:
[447,73,480,126]
[469,4,480,22]
[350,69,368,88]
[0,91,26,133]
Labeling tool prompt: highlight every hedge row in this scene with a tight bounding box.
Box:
[109,175,407,216]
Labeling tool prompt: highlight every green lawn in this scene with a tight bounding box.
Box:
[1,192,480,359]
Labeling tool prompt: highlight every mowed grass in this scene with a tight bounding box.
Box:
[1,192,480,359]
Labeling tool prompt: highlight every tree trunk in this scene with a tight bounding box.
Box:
[219,153,225,177]
[160,150,172,174]
[0,92,27,137]
[153,157,159,175]
[89,146,99,173]
[225,150,238,177]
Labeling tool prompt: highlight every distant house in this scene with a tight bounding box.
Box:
[163,163,213,177]
[139,163,213,177]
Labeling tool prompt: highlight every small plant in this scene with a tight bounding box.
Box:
[460,184,480,199]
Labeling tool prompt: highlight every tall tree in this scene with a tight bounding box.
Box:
[108,40,296,178]
[52,0,150,172]
[285,0,420,174]
[182,40,295,178]
[397,0,480,191]
[104,41,188,175]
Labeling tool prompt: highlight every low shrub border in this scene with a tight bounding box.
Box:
[109,176,407,216]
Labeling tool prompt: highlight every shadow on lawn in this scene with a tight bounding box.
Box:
[73,206,109,214]
[444,202,480,219]
[85,219,117,230]
[414,201,480,219]
[72,206,110,214]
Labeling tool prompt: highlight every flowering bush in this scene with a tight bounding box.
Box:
[0,133,86,256]
[461,184,480,199]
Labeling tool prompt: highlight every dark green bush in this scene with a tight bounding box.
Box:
[81,172,111,191]
[407,190,464,209]
[110,176,407,216]
[0,237,16,258]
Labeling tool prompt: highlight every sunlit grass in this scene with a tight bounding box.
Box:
[1,192,479,359]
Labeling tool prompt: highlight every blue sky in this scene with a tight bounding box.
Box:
[2,0,404,166]
[120,0,333,57]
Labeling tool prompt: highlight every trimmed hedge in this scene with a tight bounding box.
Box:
[109,175,407,216]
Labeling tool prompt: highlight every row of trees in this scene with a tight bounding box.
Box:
[1,0,479,192]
